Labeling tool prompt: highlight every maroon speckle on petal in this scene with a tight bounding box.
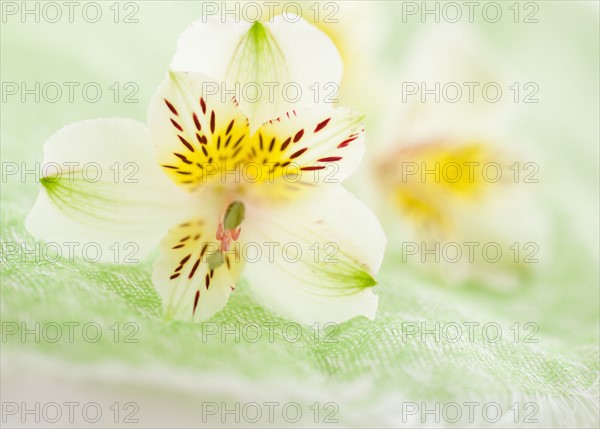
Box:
[174,153,193,164]
[293,129,304,143]
[171,119,183,132]
[338,137,358,148]
[178,135,195,152]
[210,111,216,134]
[193,113,202,131]
[301,166,326,171]
[164,99,178,116]
[193,290,200,314]
[290,147,308,159]
[189,259,200,278]
[280,137,292,151]
[314,118,331,133]
[317,156,342,162]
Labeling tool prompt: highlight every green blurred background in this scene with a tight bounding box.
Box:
[1,1,598,427]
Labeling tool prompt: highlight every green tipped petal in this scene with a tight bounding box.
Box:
[171,14,342,128]
[26,119,196,262]
[243,186,386,325]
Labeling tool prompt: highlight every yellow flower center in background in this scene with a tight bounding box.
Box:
[378,141,505,234]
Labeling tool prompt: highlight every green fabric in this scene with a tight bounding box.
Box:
[1,2,598,427]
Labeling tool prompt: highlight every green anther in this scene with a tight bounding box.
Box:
[224,201,245,230]
[207,250,225,270]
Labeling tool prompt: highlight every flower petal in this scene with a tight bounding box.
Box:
[152,197,244,321]
[171,18,251,88]
[25,119,195,262]
[171,15,342,128]
[148,71,251,190]
[250,106,365,191]
[243,186,386,325]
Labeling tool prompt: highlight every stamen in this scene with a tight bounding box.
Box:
[224,201,245,230]
[207,251,224,270]
[212,201,245,259]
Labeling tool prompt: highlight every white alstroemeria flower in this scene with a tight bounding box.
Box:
[26,69,385,324]
[171,14,342,130]
[369,23,548,290]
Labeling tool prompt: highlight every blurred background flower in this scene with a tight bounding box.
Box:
[366,23,550,291]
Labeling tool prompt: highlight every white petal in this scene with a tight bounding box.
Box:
[243,186,386,325]
[171,18,251,86]
[25,119,195,262]
[264,13,343,103]
[152,196,244,322]
[171,15,342,128]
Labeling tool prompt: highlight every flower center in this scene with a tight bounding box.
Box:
[207,201,245,270]
[217,200,245,251]
[377,140,502,233]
